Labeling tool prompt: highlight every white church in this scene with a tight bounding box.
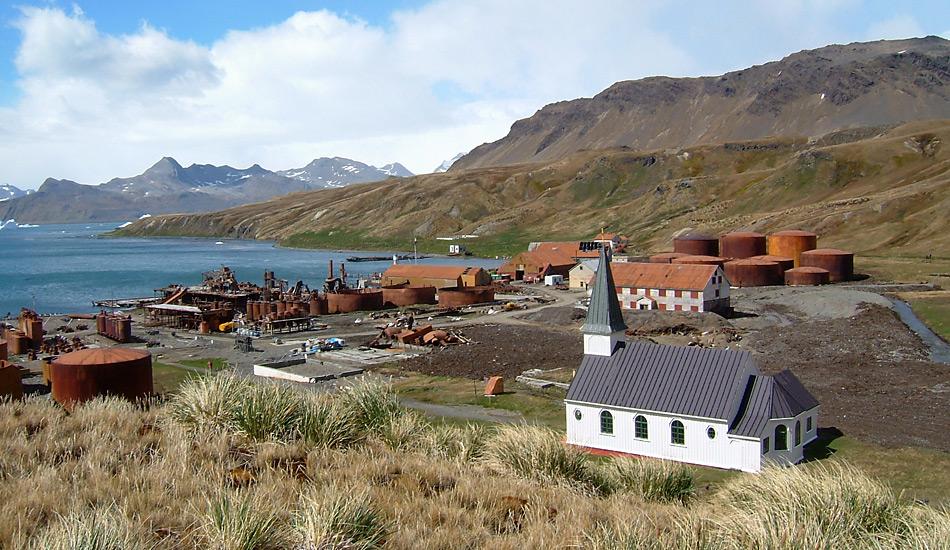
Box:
[565,249,820,473]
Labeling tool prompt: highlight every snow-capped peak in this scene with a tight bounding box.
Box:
[433,152,466,173]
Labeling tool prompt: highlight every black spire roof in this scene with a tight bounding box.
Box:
[582,247,628,336]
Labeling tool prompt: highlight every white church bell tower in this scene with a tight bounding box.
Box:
[582,247,628,356]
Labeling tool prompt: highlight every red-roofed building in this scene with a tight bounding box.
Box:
[381,264,491,288]
[499,248,576,282]
[607,262,730,313]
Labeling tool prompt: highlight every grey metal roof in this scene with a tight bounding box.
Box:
[566,341,758,420]
[729,370,819,437]
[581,248,627,336]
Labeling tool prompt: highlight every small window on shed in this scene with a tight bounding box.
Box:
[794,421,801,446]
[634,415,648,439]
[763,437,770,453]
[807,416,813,432]
[600,411,614,435]
[671,420,685,445]
[775,424,788,451]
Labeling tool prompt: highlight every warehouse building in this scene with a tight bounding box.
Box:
[609,262,730,313]
[565,251,820,472]
[569,260,598,290]
[380,264,491,289]
[498,248,576,282]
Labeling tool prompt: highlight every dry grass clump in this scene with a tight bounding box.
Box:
[1,375,946,549]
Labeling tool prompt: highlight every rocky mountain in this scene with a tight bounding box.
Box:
[1,156,412,223]
[433,153,465,173]
[454,37,950,170]
[278,157,412,188]
[116,120,950,260]
[0,184,29,202]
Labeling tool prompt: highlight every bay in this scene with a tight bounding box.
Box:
[0,222,501,315]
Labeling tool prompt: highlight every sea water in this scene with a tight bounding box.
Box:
[0,223,501,315]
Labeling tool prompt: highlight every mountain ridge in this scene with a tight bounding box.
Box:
[453,36,950,170]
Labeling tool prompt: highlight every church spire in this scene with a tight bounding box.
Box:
[582,247,627,355]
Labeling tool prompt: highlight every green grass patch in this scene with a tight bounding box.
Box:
[906,296,950,341]
[179,357,229,371]
[388,371,567,428]
[152,362,208,394]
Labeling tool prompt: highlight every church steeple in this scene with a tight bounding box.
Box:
[582,247,627,356]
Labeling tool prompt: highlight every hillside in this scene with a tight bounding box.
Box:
[116,120,950,259]
[454,37,950,170]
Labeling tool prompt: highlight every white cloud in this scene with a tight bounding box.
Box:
[0,1,700,186]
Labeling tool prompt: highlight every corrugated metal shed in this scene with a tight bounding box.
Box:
[566,340,757,420]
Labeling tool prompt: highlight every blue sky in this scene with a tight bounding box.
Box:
[0,0,946,187]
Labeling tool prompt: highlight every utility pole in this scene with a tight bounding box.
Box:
[413,237,418,264]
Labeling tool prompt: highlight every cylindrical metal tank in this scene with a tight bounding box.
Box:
[751,255,794,273]
[327,290,384,313]
[785,267,831,286]
[50,348,153,408]
[720,232,767,259]
[438,286,496,307]
[767,230,818,267]
[649,252,688,264]
[673,233,720,256]
[724,259,783,287]
[382,285,438,307]
[800,249,854,282]
[0,361,22,400]
[96,313,107,335]
[672,255,726,267]
[269,302,278,316]
[8,332,28,356]
[276,301,286,315]
[0,340,7,362]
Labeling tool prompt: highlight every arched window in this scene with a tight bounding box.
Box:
[794,421,802,446]
[775,424,788,451]
[634,415,648,440]
[671,420,685,445]
[600,411,614,434]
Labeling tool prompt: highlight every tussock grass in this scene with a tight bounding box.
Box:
[1,375,946,549]
[482,425,603,492]
[295,488,390,549]
[600,457,695,504]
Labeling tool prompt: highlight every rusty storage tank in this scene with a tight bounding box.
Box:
[724,259,783,287]
[247,302,257,321]
[649,252,688,264]
[0,339,6,362]
[438,286,496,307]
[382,285,438,307]
[785,267,830,286]
[767,230,818,267]
[327,289,384,314]
[720,231,767,259]
[96,313,107,335]
[800,249,854,282]
[276,300,287,315]
[673,233,720,256]
[8,332,29,356]
[309,296,328,316]
[50,348,153,408]
[751,255,794,273]
[0,361,22,400]
[672,255,726,267]
[269,302,278,316]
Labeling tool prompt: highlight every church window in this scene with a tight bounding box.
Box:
[600,411,613,434]
[635,415,648,439]
[775,424,788,451]
[671,420,685,445]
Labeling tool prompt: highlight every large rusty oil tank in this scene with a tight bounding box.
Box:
[309,295,328,316]
[0,339,6,362]
[800,249,853,282]
[382,285,437,308]
[751,255,794,273]
[724,259,782,287]
[720,231,767,259]
[673,233,720,256]
[0,361,22,400]
[785,267,830,286]
[438,286,496,307]
[327,290,384,314]
[767,230,818,267]
[649,252,688,264]
[50,348,153,408]
[8,332,29,356]
[672,255,726,267]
